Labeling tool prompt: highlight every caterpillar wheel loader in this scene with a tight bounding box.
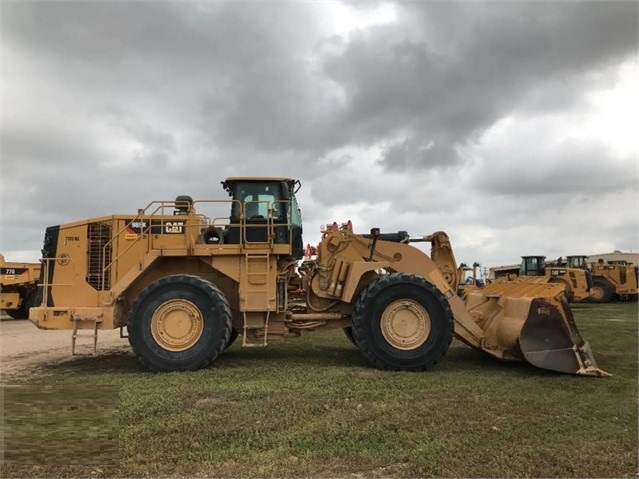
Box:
[491,256,592,303]
[563,255,638,303]
[29,177,607,376]
[1,253,41,319]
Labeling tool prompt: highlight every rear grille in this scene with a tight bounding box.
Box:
[87,222,112,290]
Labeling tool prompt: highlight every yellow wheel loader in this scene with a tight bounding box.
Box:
[564,255,638,303]
[490,256,592,303]
[1,253,41,319]
[29,177,607,376]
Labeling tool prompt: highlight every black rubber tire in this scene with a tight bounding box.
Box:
[343,327,356,346]
[589,279,613,303]
[6,307,27,320]
[351,273,454,371]
[127,274,232,372]
[225,328,239,350]
[6,288,37,320]
[202,226,224,244]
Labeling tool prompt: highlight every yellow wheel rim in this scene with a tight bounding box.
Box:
[380,299,431,350]
[150,299,204,352]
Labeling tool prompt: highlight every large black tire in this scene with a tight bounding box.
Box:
[351,273,454,371]
[6,288,38,320]
[225,328,239,350]
[127,275,232,372]
[589,279,613,303]
[6,307,27,320]
[343,327,356,346]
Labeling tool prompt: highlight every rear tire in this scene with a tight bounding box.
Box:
[343,327,356,346]
[589,279,613,303]
[225,329,239,350]
[351,273,454,371]
[128,275,232,372]
[6,288,37,320]
[6,308,27,320]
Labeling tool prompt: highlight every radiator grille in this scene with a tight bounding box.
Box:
[87,222,112,290]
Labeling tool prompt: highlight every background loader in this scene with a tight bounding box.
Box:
[562,255,638,303]
[29,177,606,376]
[489,255,592,302]
[1,253,41,319]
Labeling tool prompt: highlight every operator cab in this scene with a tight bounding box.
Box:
[221,177,304,259]
[566,255,588,270]
[520,256,546,276]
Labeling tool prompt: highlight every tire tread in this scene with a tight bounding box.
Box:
[128,274,232,372]
[351,273,453,371]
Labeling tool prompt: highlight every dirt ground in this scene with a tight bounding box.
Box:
[0,315,129,381]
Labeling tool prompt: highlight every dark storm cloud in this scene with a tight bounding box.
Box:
[321,1,638,170]
[4,0,635,160]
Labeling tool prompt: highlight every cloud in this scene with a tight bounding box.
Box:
[0,0,637,269]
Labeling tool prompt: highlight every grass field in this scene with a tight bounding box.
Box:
[1,302,637,478]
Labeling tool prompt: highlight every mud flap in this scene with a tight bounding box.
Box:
[519,298,610,377]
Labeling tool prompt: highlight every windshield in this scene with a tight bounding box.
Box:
[231,181,285,219]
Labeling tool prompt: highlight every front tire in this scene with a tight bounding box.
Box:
[128,275,232,372]
[589,279,613,303]
[351,273,454,371]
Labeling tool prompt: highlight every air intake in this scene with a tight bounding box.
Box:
[87,221,112,290]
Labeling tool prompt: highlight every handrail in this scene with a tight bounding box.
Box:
[100,199,241,287]
[37,257,75,307]
[97,198,295,290]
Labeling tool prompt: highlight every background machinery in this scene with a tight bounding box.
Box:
[489,255,592,302]
[562,255,638,303]
[29,177,606,376]
[1,253,41,319]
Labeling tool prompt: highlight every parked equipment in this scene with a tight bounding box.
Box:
[563,255,638,303]
[29,178,607,376]
[1,253,41,319]
[490,255,592,302]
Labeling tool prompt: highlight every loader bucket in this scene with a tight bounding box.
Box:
[463,280,610,377]
[519,296,609,376]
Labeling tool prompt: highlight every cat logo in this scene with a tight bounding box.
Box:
[164,221,185,234]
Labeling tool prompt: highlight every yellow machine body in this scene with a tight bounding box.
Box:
[1,253,41,319]
[490,257,592,303]
[29,178,607,376]
[589,261,638,302]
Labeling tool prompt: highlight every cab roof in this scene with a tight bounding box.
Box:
[221,177,299,195]
[224,177,294,182]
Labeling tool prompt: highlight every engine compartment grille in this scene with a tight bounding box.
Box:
[87,222,112,290]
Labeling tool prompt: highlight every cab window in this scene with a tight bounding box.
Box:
[232,182,285,219]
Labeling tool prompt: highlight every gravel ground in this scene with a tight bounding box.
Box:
[0,316,129,381]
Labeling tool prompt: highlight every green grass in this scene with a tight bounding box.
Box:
[2,385,119,465]
[1,302,637,478]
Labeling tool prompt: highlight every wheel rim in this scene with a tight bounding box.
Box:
[150,299,204,352]
[380,299,431,350]
[590,286,604,301]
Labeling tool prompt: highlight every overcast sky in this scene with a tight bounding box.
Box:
[1,1,637,276]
